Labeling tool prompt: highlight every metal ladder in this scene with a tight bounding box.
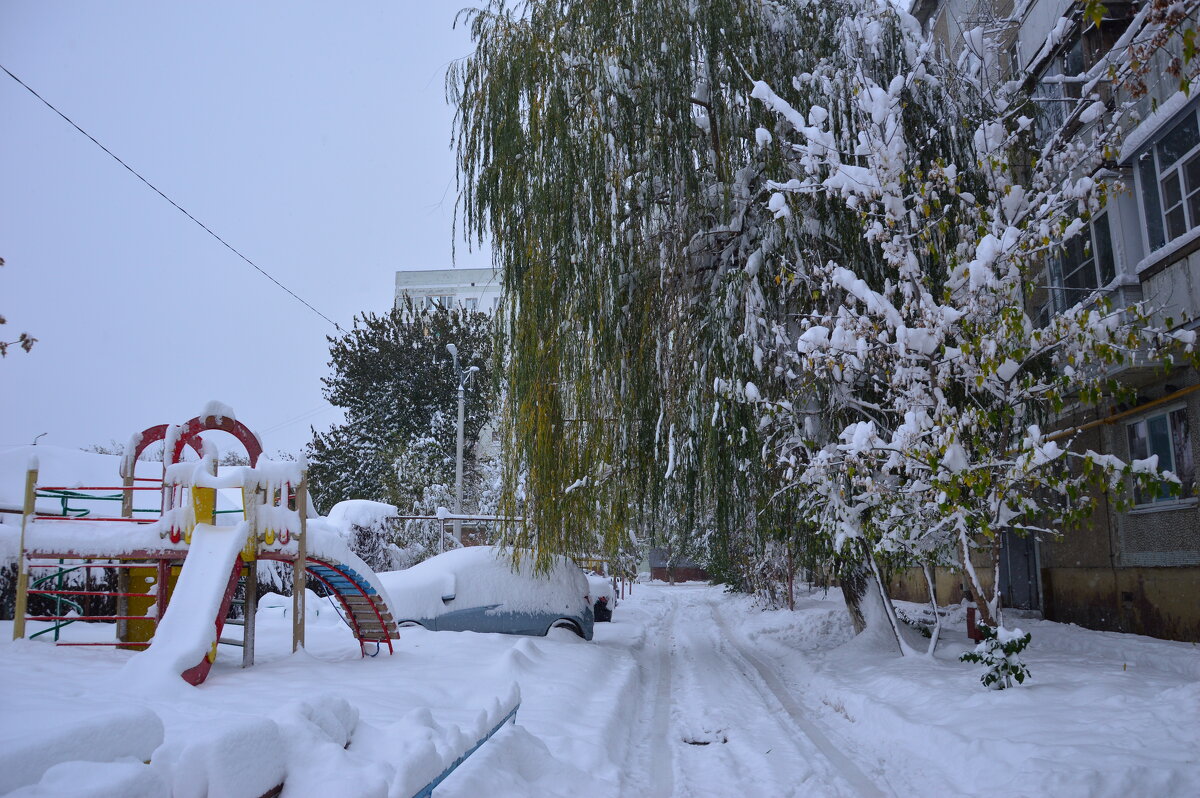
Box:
[217,562,257,668]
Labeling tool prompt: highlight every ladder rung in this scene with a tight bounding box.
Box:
[224,619,245,626]
[218,638,244,646]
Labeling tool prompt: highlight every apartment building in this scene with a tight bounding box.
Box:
[910,0,1199,640]
[394,267,503,314]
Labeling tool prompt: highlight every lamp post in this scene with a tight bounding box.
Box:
[445,344,478,546]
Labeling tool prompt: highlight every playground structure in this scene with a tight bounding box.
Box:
[11,411,400,684]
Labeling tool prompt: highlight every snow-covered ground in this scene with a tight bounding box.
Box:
[1,583,1197,796]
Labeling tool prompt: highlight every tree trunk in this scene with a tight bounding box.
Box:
[955,524,1000,629]
[922,563,942,656]
[839,557,869,635]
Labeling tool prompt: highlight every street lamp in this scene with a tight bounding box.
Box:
[445,343,478,546]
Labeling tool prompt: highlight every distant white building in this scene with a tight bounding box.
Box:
[394,268,503,314]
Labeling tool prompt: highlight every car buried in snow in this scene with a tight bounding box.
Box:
[377,546,595,640]
[586,573,616,621]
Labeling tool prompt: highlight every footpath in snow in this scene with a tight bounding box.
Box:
[1,583,1197,796]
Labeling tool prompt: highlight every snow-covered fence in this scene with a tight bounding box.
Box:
[407,685,521,798]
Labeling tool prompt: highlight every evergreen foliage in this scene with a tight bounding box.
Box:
[960,625,1032,690]
[307,297,494,512]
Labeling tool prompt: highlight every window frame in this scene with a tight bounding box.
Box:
[1135,105,1200,254]
[1125,404,1195,507]
[1040,211,1116,321]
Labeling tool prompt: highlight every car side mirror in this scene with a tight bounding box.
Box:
[441,593,456,603]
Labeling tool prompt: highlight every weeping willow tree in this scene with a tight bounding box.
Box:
[449,0,989,581]
[451,0,801,565]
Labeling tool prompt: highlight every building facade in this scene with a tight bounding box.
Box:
[907,0,1200,640]
[394,268,503,315]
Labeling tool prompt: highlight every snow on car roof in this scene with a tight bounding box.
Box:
[378,546,588,621]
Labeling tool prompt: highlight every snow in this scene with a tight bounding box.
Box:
[0,445,244,527]
[151,714,285,798]
[0,445,146,516]
[377,546,589,621]
[121,523,248,688]
[1134,224,1200,275]
[767,191,790,218]
[995,357,1020,382]
[199,400,237,421]
[823,163,882,196]
[0,584,1194,796]
[1118,90,1197,163]
[326,499,398,528]
[0,706,163,794]
[1079,100,1106,124]
[7,761,168,798]
[586,573,617,606]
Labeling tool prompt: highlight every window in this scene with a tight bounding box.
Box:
[1136,107,1200,252]
[424,295,454,309]
[464,297,479,312]
[1032,36,1084,144]
[1127,407,1195,504]
[1041,214,1116,320]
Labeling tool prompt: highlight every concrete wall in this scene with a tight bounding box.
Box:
[1142,253,1200,332]
[1042,565,1200,640]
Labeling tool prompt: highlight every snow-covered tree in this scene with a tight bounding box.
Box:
[452,0,819,567]
[307,297,494,511]
[743,0,1200,655]
[452,0,1199,668]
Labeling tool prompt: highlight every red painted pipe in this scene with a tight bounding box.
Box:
[27,615,154,621]
[27,562,172,569]
[34,516,157,523]
[29,590,157,598]
[39,486,161,491]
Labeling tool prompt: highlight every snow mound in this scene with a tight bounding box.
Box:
[152,715,285,798]
[326,499,398,529]
[0,706,164,794]
[7,761,167,798]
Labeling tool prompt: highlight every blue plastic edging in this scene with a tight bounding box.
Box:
[410,701,520,798]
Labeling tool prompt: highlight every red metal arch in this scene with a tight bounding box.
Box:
[169,414,263,466]
[122,424,204,479]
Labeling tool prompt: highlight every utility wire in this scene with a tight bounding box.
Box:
[1,63,345,332]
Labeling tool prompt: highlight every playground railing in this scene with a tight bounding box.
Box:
[34,481,164,523]
[22,561,165,645]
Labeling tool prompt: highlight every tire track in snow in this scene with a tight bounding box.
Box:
[708,599,889,798]
[650,612,675,797]
[672,592,826,796]
[626,601,676,797]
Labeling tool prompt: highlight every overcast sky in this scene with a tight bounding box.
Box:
[0,2,492,457]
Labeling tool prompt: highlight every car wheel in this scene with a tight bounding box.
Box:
[549,619,584,638]
[398,621,425,629]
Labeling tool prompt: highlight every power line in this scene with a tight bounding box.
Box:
[259,403,340,435]
[1,63,345,333]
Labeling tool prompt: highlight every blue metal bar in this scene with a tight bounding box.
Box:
[410,701,520,798]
